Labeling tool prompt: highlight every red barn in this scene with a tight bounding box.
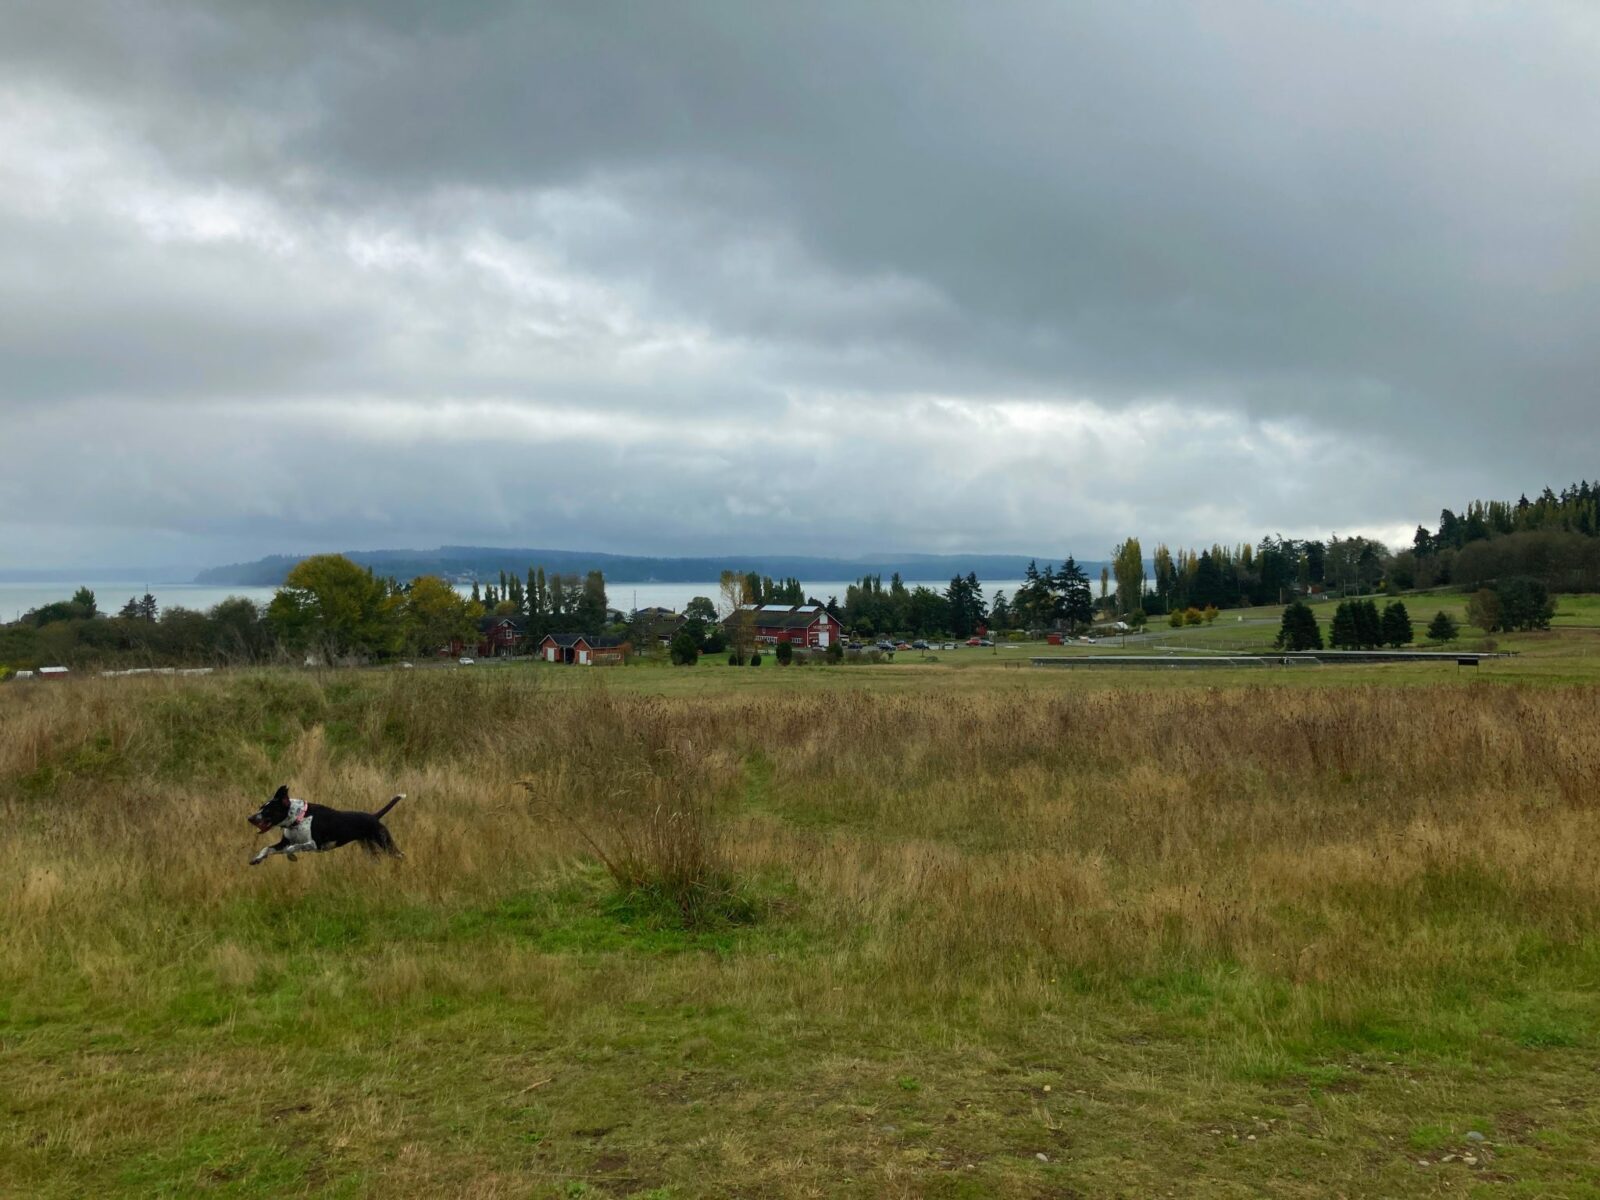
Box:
[729,604,839,648]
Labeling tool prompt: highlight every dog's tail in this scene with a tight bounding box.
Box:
[373,793,405,820]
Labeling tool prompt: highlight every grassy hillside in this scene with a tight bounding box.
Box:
[3,662,1600,1196]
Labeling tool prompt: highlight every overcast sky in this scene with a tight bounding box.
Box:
[3,2,1597,571]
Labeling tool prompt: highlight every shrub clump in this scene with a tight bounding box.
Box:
[669,629,699,665]
[521,768,758,929]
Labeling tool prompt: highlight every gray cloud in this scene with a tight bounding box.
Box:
[2,1,1597,569]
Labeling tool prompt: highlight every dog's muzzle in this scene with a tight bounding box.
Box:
[248,813,274,832]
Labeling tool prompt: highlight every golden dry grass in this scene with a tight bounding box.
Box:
[2,667,1599,1196]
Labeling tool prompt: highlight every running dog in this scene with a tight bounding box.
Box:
[247,785,405,865]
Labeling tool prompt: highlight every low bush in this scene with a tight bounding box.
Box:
[520,766,757,930]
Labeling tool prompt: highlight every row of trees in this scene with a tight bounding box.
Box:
[471,567,611,640]
[1,587,281,669]
[1465,578,1557,633]
[1275,599,1464,652]
[1004,558,1094,631]
[1328,600,1413,650]
[836,572,989,638]
[1403,481,1600,593]
[1417,483,1600,555]
[1,557,616,669]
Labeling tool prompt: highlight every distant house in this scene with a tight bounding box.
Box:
[38,666,69,680]
[476,616,525,658]
[728,603,839,648]
[537,633,631,665]
[632,606,688,644]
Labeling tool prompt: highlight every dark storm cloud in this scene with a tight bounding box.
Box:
[1,1,1596,568]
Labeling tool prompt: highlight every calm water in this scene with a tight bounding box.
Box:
[1,579,1027,622]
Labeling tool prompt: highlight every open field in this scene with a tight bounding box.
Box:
[5,651,1600,1197]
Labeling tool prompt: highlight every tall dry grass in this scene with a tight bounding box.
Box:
[2,669,1599,1025]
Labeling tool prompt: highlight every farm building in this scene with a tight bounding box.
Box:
[537,633,631,665]
[446,616,525,658]
[728,603,839,648]
[632,606,687,644]
[476,615,525,658]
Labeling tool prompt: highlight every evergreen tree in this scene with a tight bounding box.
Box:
[775,639,793,665]
[1380,601,1412,647]
[989,589,1011,629]
[138,593,159,621]
[1329,601,1358,649]
[1192,551,1224,608]
[1014,560,1045,628]
[1355,599,1382,647]
[548,574,568,628]
[1426,611,1459,643]
[1274,601,1323,651]
[119,597,140,619]
[669,629,699,665]
[1495,577,1556,630]
[576,570,608,632]
[1056,557,1094,629]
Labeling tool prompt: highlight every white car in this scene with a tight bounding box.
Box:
[458,656,475,666]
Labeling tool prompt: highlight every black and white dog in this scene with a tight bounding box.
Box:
[247,785,405,866]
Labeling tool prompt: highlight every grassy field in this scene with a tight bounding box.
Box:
[4,642,1600,1196]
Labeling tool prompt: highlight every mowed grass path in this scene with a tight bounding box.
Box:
[4,652,1600,1197]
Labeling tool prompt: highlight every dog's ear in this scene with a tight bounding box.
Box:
[273,785,289,802]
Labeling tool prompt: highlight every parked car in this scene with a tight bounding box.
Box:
[458,656,475,666]
[966,636,982,646]
[846,640,864,650]
[911,640,929,650]
[942,642,957,650]
[875,640,896,652]
[978,638,994,647]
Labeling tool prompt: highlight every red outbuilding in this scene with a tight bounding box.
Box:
[537,633,630,665]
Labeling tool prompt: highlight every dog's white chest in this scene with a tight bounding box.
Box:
[282,797,314,846]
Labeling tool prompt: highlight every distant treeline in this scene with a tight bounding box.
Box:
[1405,480,1600,592]
[0,588,277,672]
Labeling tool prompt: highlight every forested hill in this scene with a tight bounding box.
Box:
[195,547,1073,586]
